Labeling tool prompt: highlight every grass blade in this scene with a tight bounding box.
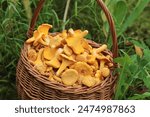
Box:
[118,0,150,36]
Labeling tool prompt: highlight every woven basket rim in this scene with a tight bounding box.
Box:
[20,38,116,94]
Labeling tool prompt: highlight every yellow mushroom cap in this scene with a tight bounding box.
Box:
[70,62,93,76]
[87,55,96,64]
[56,54,76,76]
[61,30,68,39]
[63,45,73,56]
[49,35,63,48]
[101,67,110,77]
[45,48,63,68]
[43,47,57,60]
[61,69,79,86]
[32,30,49,46]
[27,49,37,62]
[26,37,35,44]
[94,78,101,85]
[81,75,96,87]
[33,48,47,74]
[95,70,102,79]
[75,52,88,62]
[26,23,112,87]
[33,48,44,65]
[60,54,76,62]
[38,24,52,35]
[81,39,92,52]
[66,29,88,54]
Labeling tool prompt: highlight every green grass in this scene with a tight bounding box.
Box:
[0,0,150,100]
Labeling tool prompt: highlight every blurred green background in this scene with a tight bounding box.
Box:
[0,0,150,99]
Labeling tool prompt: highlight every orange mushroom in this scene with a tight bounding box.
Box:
[45,48,63,68]
[61,69,79,86]
[70,62,93,76]
[63,45,73,56]
[66,29,88,54]
[81,39,92,53]
[87,55,96,64]
[75,52,88,62]
[81,75,96,87]
[37,24,52,35]
[43,47,57,60]
[33,30,46,46]
[101,67,110,77]
[26,37,35,44]
[49,35,63,48]
[33,48,46,74]
[56,54,76,76]
[53,75,62,83]
[27,48,37,62]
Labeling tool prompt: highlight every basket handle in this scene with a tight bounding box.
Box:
[27,0,118,58]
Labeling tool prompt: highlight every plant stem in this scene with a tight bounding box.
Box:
[62,0,71,30]
[22,0,32,22]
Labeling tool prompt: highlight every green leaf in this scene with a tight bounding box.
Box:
[128,92,150,100]
[114,53,132,99]
[118,0,150,36]
[114,0,127,25]
[143,49,150,61]
[143,76,150,90]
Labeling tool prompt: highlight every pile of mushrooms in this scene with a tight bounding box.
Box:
[26,24,114,87]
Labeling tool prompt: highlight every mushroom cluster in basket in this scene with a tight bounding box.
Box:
[26,24,114,87]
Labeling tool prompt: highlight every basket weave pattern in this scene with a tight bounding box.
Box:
[16,0,118,100]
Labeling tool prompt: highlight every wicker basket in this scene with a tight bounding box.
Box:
[16,0,118,100]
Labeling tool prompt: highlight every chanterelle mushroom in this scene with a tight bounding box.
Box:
[70,62,93,76]
[75,52,88,62]
[49,35,63,48]
[96,44,107,53]
[66,29,88,54]
[91,44,108,59]
[81,39,92,53]
[63,45,73,56]
[45,48,63,68]
[27,48,37,62]
[28,24,52,46]
[95,70,102,79]
[26,37,35,44]
[61,69,79,86]
[56,54,76,76]
[37,24,52,35]
[43,47,57,60]
[61,30,67,39]
[101,67,110,77]
[81,75,96,87]
[33,30,45,46]
[33,48,46,74]
[87,55,96,64]
[99,56,111,70]
[26,23,113,86]
[98,56,111,78]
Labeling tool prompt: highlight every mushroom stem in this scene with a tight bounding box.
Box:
[45,57,61,68]
[99,60,105,70]
[56,59,73,76]
[96,44,107,53]
[26,37,35,44]
[34,48,43,65]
